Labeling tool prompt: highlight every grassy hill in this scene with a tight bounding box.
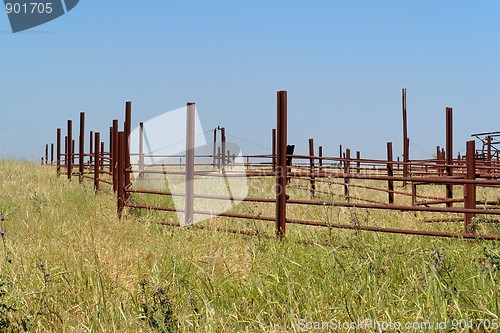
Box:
[0,160,499,332]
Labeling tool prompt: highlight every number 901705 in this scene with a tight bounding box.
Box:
[5,2,53,14]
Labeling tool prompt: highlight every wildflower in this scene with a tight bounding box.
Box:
[0,230,4,237]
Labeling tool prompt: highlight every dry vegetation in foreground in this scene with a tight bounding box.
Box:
[0,160,500,332]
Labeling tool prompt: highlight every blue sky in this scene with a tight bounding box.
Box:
[1,1,499,160]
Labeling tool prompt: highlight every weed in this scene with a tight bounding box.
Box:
[0,275,16,331]
[138,278,175,332]
[482,244,500,272]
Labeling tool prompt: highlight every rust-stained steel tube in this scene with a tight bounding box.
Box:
[221,127,226,171]
[217,147,221,171]
[286,197,500,215]
[387,142,394,204]
[109,126,113,173]
[94,132,100,192]
[125,102,132,201]
[79,112,85,183]
[67,120,72,180]
[339,144,343,167]
[464,140,476,232]
[50,143,54,165]
[436,145,442,176]
[139,122,144,176]
[356,151,361,174]
[308,138,315,197]
[89,130,93,166]
[402,88,408,186]
[213,128,217,168]
[45,144,48,165]
[117,131,125,217]
[344,148,351,200]
[288,168,499,186]
[286,218,500,240]
[319,146,323,172]
[56,128,61,176]
[276,90,287,239]
[446,107,453,207]
[126,187,275,203]
[88,131,94,166]
[185,102,196,226]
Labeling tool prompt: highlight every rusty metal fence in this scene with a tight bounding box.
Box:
[45,91,500,240]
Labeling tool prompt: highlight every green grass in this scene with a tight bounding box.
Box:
[0,160,500,332]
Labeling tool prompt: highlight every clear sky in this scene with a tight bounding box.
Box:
[1,1,499,161]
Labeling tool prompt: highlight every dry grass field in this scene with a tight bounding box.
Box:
[0,160,500,332]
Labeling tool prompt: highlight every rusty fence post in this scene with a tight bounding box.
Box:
[402,88,409,186]
[64,136,68,172]
[436,146,441,176]
[117,131,125,217]
[139,122,144,177]
[94,132,100,192]
[319,146,323,173]
[406,138,410,177]
[276,91,287,240]
[125,102,132,201]
[339,144,343,168]
[56,128,61,176]
[212,128,217,169]
[446,107,453,207]
[344,149,351,201]
[387,142,394,204]
[356,151,361,174]
[67,120,73,180]
[185,102,196,226]
[221,127,226,172]
[45,144,48,165]
[89,130,93,166]
[464,140,476,233]
[309,138,315,197]
[109,126,113,173]
[217,147,221,171]
[79,112,85,183]
[412,183,417,206]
